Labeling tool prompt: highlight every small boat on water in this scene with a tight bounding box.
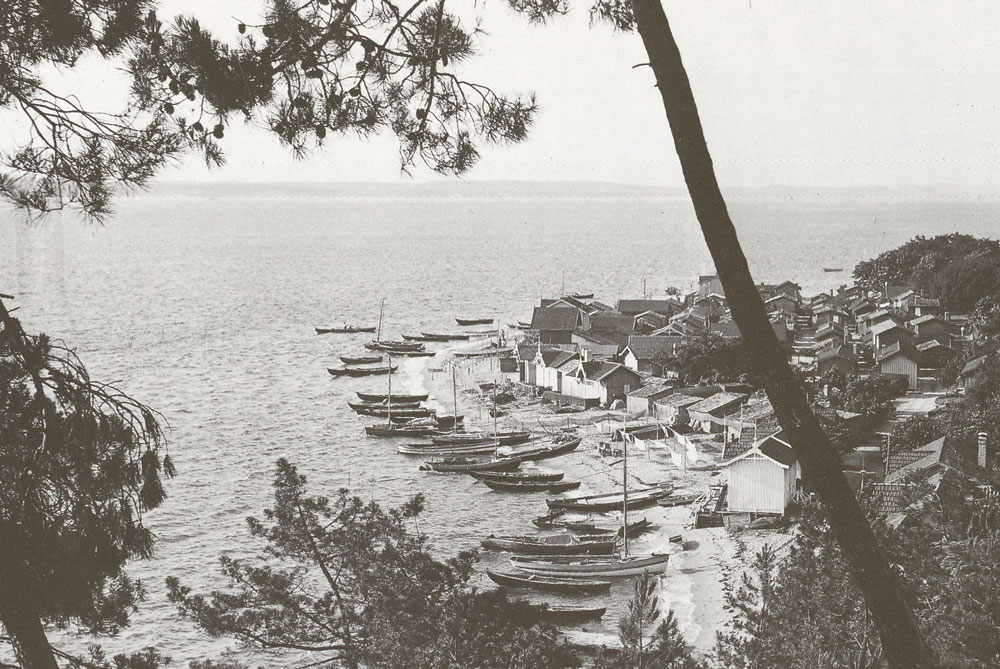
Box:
[528,604,606,624]
[421,332,471,341]
[508,437,582,462]
[398,443,498,456]
[509,553,671,578]
[352,405,435,419]
[532,516,652,538]
[545,485,672,512]
[419,456,521,473]
[431,430,531,447]
[481,533,614,555]
[357,391,429,403]
[348,399,423,409]
[340,355,383,365]
[365,423,448,438]
[389,413,464,425]
[456,317,494,326]
[316,325,376,334]
[486,569,611,594]
[471,470,564,483]
[388,349,436,358]
[483,479,581,494]
[656,494,702,508]
[328,365,398,377]
[402,333,451,342]
[365,340,426,352]
[453,347,513,359]
[823,267,843,273]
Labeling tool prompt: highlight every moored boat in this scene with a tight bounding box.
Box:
[365,340,426,352]
[418,456,521,473]
[481,533,615,555]
[527,604,606,624]
[357,391,429,403]
[352,405,435,419]
[398,443,498,456]
[545,485,672,512]
[508,437,582,462]
[485,569,612,594]
[431,430,531,447]
[402,333,451,342]
[471,470,564,483]
[422,332,471,340]
[456,317,494,326]
[483,479,581,493]
[340,355,383,365]
[365,423,448,438]
[347,399,422,409]
[316,325,376,334]
[509,553,671,578]
[328,365,398,377]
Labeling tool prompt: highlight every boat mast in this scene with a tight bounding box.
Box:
[452,364,458,435]
[376,298,385,343]
[386,353,392,426]
[622,413,629,559]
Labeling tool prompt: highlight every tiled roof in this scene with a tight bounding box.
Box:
[870,483,908,515]
[689,391,746,416]
[627,384,675,399]
[870,320,908,336]
[617,299,678,315]
[530,306,578,331]
[581,360,634,381]
[573,329,620,346]
[885,437,945,484]
[590,312,637,333]
[550,350,579,369]
[817,345,856,362]
[916,339,951,353]
[759,436,797,467]
[708,321,742,339]
[886,284,915,300]
[625,335,683,360]
[654,393,704,409]
[910,314,942,326]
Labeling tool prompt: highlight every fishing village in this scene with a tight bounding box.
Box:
[318,270,981,655]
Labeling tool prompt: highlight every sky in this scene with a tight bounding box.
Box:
[19,1,1000,190]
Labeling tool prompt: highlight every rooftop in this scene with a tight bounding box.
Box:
[625,335,683,360]
[530,306,579,331]
[688,391,747,415]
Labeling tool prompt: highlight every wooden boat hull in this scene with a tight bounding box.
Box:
[353,406,435,418]
[402,333,451,342]
[656,495,701,507]
[421,332,471,340]
[348,399,422,410]
[456,318,494,326]
[398,444,498,456]
[340,355,382,365]
[486,569,611,594]
[365,424,448,438]
[365,341,426,352]
[328,365,397,377]
[545,486,672,512]
[357,391,429,403]
[483,479,581,494]
[419,457,521,473]
[509,553,671,578]
[431,431,530,447]
[510,438,582,462]
[530,605,606,624]
[472,471,564,483]
[481,534,615,555]
[316,326,376,334]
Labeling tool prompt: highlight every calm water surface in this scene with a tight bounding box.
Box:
[1,189,997,664]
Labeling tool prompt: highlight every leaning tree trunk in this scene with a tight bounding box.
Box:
[628,1,931,667]
[0,558,58,669]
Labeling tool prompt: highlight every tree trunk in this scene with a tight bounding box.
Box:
[628,1,931,666]
[0,561,57,669]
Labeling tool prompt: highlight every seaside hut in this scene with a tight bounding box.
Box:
[876,341,921,390]
[626,384,676,416]
[721,431,800,516]
[687,392,748,433]
[653,392,703,426]
[816,345,858,376]
[622,335,683,375]
[530,306,582,345]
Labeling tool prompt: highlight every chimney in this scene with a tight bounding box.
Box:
[978,432,988,469]
[944,311,950,323]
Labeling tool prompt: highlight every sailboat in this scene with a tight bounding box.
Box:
[508,415,672,578]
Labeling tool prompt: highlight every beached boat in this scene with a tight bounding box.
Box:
[357,391,429,403]
[351,405,435,419]
[456,317,494,326]
[421,332,472,341]
[508,437,582,462]
[389,413,463,425]
[327,365,397,377]
[365,340,426,352]
[453,347,513,359]
[398,443,498,456]
[418,456,521,473]
[471,470,564,483]
[340,355,383,365]
[365,423,448,438]
[402,333,451,342]
[315,325,376,334]
[656,494,702,507]
[481,533,614,555]
[348,398,422,409]
[509,553,671,578]
[528,604,606,624]
[483,479,581,493]
[545,485,672,512]
[485,569,612,594]
[431,430,531,447]
[532,516,653,538]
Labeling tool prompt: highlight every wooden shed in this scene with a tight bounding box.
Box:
[722,432,800,515]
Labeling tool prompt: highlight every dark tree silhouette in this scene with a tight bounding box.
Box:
[0,296,173,669]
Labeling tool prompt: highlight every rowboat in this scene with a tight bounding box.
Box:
[453,347,513,359]
[456,318,494,326]
[402,334,450,342]
[421,332,471,341]
[315,325,376,334]
[471,470,564,483]
[481,533,615,555]
[485,569,611,594]
[328,365,397,377]
[347,399,423,410]
[509,553,671,578]
[365,340,426,352]
[528,604,606,624]
[483,479,581,493]
[508,437,582,462]
[823,267,843,273]
[365,424,449,438]
[357,391,429,403]
[398,443,498,456]
[532,517,653,538]
[418,456,521,473]
[352,405,435,419]
[656,494,702,507]
[545,485,672,512]
[431,430,531,447]
[431,415,463,429]
[570,293,594,300]
[340,355,383,365]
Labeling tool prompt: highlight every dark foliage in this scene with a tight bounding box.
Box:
[661,333,752,385]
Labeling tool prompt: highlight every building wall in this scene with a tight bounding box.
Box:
[727,454,789,514]
[880,356,918,390]
[539,330,573,345]
[626,395,651,416]
[654,403,690,425]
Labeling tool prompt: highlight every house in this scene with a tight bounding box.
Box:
[687,391,749,433]
[884,437,946,484]
[634,310,671,333]
[765,293,798,318]
[530,347,580,394]
[589,311,637,346]
[758,281,802,303]
[722,430,801,515]
[653,392,705,425]
[911,296,943,318]
[571,330,620,359]
[721,395,774,438]
[876,341,921,390]
[849,297,876,321]
[869,321,914,352]
[815,322,845,348]
[616,299,681,318]
[698,274,725,298]
[560,361,641,406]
[622,335,683,375]
[890,289,917,312]
[885,284,916,302]
[816,345,858,376]
[860,309,903,335]
[910,314,950,345]
[626,384,677,416]
[915,339,954,369]
[813,304,847,327]
[958,355,987,393]
[529,306,581,344]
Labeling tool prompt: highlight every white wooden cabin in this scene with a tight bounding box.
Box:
[722,432,800,515]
